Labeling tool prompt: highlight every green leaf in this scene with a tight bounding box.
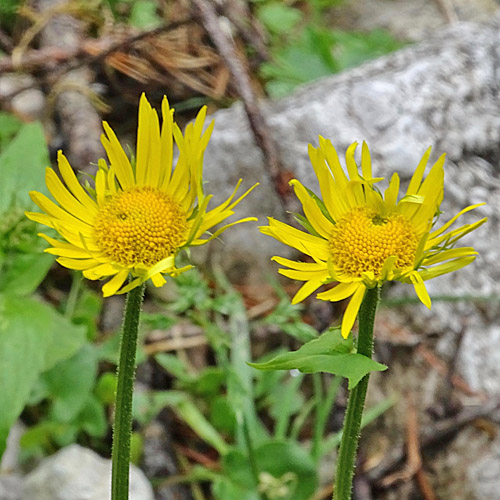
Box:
[155,353,193,382]
[75,395,107,438]
[269,375,304,438]
[94,372,117,405]
[216,440,317,500]
[0,121,49,213]
[0,251,54,296]
[331,29,405,71]
[257,3,303,34]
[170,395,229,456]
[0,294,86,457]
[130,431,143,465]
[255,441,317,500]
[261,27,337,98]
[42,306,87,371]
[186,367,225,397]
[0,112,22,153]
[209,395,236,435]
[43,344,98,422]
[71,287,102,341]
[0,295,54,457]
[133,390,228,455]
[19,421,69,453]
[128,0,161,29]
[249,328,387,389]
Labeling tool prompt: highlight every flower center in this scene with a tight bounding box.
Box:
[94,187,188,267]
[329,207,418,278]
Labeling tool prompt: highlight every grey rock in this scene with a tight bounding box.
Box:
[0,422,24,474]
[0,75,45,121]
[467,437,500,500]
[21,444,153,500]
[0,475,22,500]
[333,0,499,42]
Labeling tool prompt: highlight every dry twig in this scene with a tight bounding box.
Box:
[380,395,438,500]
[367,399,500,485]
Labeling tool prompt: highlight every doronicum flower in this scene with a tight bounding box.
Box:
[26,94,257,297]
[261,138,487,338]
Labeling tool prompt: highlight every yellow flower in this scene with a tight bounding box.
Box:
[261,138,487,338]
[26,94,258,297]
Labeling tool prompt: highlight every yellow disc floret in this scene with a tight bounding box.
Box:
[330,207,418,278]
[94,187,188,267]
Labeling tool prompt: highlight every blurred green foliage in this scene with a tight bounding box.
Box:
[255,0,405,97]
[0,0,22,32]
[105,0,162,28]
[0,114,93,457]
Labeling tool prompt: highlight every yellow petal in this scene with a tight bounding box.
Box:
[341,285,366,339]
[159,96,174,189]
[150,273,167,287]
[278,267,330,282]
[102,269,130,297]
[57,152,98,213]
[406,146,432,196]
[260,218,330,260]
[101,122,134,189]
[316,282,359,301]
[361,141,372,180]
[57,257,99,271]
[45,168,96,224]
[83,263,121,279]
[192,217,258,246]
[418,256,476,281]
[290,180,335,238]
[29,191,93,235]
[308,144,347,221]
[95,167,107,207]
[384,173,400,213]
[409,271,431,308]
[291,279,324,304]
[272,255,326,271]
[135,93,152,186]
[345,142,365,205]
[423,247,477,266]
[428,203,486,240]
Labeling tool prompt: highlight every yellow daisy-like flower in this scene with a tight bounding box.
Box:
[261,138,487,339]
[26,94,257,297]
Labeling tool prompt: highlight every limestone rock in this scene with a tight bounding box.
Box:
[0,475,22,500]
[21,444,153,500]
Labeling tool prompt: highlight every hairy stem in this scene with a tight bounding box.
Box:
[111,283,145,500]
[333,286,380,500]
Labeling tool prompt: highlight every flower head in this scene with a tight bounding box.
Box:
[26,94,257,296]
[261,138,487,338]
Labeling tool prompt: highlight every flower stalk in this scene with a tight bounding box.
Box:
[111,282,146,500]
[333,286,380,500]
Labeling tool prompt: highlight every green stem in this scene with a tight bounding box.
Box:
[111,283,146,500]
[333,286,380,500]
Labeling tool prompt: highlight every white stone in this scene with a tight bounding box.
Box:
[21,444,153,500]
